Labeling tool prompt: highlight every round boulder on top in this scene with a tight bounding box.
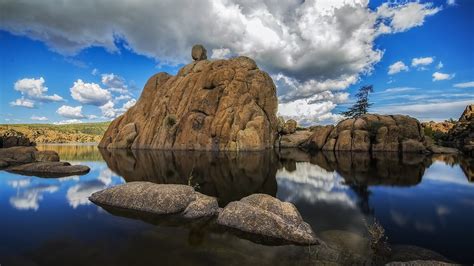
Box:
[191,44,207,61]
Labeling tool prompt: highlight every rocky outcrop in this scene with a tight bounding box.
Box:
[7,161,90,177]
[281,119,297,135]
[277,130,313,148]
[217,194,319,245]
[421,121,455,134]
[0,146,90,177]
[306,114,428,153]
[0,130,35,148]
[99,46,278,151]
[444,104,473,155]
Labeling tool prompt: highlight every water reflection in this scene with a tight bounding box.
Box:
[99,149,278,206]
[1,145,472,263]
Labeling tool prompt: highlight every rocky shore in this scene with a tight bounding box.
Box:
[0,136,90,177]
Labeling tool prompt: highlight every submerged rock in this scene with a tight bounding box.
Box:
[7,161,90,177]
[99,45,278,151]
[217,194,319,245]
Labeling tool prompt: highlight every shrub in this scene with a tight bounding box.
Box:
[165,114,177,127]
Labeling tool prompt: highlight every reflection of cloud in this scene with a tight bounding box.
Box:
[390,209,408,226]
[436,205,450,216]
[66,180,108,208]
[66,167,125,208]
[8,178,31,188]
[58,175,80,182]
[276,162,355,207]
[415,220,435,233]
[424,162,472,186]
[9,183,59,211]
[98,168,113,185]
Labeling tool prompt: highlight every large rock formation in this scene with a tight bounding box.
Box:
[444,104,473,155]
[305,114,428,153]
[100,46,278,151]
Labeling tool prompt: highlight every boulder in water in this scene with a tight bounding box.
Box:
[217,194,319,245]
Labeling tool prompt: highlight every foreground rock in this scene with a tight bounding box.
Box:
[7,162,90,177]
[0,146,37,166]
[217,194,319,245]
[90,182,318,245]
[99,45,278,151]
[305,114,428,153]
[0,146,90,177]
[90,182,219,217]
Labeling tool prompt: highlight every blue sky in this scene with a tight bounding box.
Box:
[0,0,472,125]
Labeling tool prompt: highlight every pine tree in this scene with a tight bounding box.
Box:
[341,85,373,118]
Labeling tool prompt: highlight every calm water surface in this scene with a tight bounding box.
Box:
[0,144,473,265]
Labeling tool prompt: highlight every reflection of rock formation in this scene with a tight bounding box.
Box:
[99,149,278,205]
[277,149,431,217]
[278,149,431,187]
[459,157,474,182]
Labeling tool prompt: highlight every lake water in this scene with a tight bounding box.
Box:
[0,144,473,265]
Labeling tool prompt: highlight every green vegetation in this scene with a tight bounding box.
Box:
[165,115,177,127]
[341,85,373,118]
[423,126,447,143]
[0,122,110,143]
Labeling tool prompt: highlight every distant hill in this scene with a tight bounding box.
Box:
[0,122,110,144]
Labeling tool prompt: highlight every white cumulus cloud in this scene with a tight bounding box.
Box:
[388,61,409,75]
[56,105,85,119]
[10,97,35,108]
[211,48,231,59]
[14,77,63,102]
[436,61,444,69]
[0,0,442,124]
[432,71,455,81]
[70,79,111,105]
[411,57,434,67]
[376,2,441,33]
[101,73,128,94]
